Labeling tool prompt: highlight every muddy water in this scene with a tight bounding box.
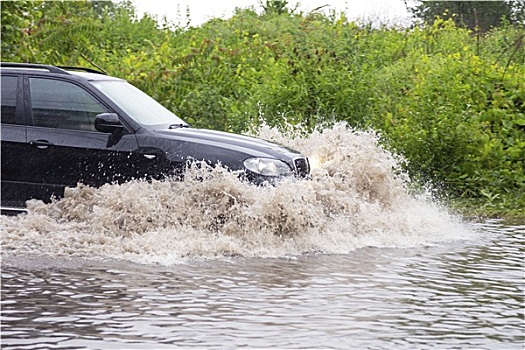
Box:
[1,124,523,349]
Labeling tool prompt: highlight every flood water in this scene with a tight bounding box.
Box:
[1,124,524,349]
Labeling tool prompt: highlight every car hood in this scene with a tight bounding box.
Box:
[151,127,303,162]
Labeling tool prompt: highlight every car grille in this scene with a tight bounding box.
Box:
[293,157,310,178]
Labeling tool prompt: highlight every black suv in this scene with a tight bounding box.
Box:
[1,63,309,211]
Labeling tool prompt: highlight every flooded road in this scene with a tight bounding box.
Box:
[1,220,523,349]
[1,124,523,348]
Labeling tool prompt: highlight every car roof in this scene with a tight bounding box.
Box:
[68,71,123,82]
[0,62,124,82]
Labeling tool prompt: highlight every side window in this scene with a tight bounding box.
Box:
[1,76,19,125]
[29,78,108,131]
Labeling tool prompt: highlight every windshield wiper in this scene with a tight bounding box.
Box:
[169,123,190,129]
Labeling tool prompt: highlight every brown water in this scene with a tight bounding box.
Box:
[1,123,523,349]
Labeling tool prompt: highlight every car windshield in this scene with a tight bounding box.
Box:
[93,80,186,126]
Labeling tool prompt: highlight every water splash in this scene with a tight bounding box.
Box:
[1,123,473,264]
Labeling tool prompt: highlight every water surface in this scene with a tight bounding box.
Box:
[2,124,523,349]
[2,220,523,349]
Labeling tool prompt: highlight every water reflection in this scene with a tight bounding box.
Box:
[1,221,524,349]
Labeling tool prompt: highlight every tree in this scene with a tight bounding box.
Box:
[259,0,294,15]
[408,1,525,31]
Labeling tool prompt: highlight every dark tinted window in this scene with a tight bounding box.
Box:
[29,78,108,131]
[1,76,19,124]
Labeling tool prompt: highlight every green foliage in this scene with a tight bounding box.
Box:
[1,1,524,217]
[408,0,525,32]
[259,0,294,15]
[1,0,43,62]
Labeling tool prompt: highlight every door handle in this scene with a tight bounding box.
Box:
[29,140,53,150]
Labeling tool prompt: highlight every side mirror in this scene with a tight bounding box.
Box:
[95,113,124,133]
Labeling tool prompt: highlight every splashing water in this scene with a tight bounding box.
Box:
[1,123,473,264]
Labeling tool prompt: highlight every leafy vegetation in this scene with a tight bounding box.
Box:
[408,0,525,32]
[1,0,523,218]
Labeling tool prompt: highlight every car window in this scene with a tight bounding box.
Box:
[1,76,20,125]
[93,80,186,126]
[29,77,109,131]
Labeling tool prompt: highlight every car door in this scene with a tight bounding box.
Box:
[1,74,29,207]
[24,76,143,202]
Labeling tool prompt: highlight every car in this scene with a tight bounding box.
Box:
[0,62,310,213]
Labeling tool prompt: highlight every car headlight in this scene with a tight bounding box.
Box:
[243,158,292,177]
